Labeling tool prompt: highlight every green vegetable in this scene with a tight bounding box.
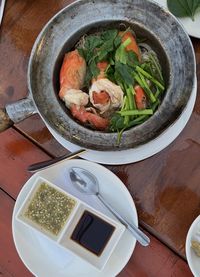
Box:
[136,66,165,91]
[118,109,153,116]
[115,62,134,85]
[167,0,200,21]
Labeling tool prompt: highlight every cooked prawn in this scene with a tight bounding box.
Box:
[59,51,109,130]
[70,104,109,130]
[60,49,86,91]
[59,50,89,107]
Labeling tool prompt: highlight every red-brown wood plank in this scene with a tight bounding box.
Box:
[0,190,32,277]
[119,235,192,277]
[0,128,50,199]
[0,189,192,277]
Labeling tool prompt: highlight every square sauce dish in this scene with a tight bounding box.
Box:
[16,176,79,241]
[59,202,125,270]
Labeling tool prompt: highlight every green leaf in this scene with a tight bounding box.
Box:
[105,64,116,83]
[167,0,200,20]
[97,40,114,61]
[83,35,103,61]
[115,62,134,85]
[84,58,100,87]
[101,29,118,41]
[84,36,103,50]
[110,113,127,131]
[90,59,100,77]
[167,0,190,17]
[192,0,200,17]
[127,51,139,67]
[114,36,122,48]
[115,44,128,64]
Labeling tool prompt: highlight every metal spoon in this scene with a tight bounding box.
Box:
[69,167,150,247]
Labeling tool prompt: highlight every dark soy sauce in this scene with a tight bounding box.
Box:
[71,210,115,256]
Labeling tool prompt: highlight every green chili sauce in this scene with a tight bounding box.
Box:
[24,183,76,236]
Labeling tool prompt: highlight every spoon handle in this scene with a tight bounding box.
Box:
[97,193,150,247]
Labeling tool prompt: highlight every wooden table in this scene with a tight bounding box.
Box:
[0,0,199,276]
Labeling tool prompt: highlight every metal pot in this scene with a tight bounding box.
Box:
[0,0,195,151]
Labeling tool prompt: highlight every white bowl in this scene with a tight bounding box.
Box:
[16,176,125,271]
[186,215,200,276]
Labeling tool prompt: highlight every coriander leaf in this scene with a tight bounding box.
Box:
[115,37,131,64]
[84,35,103,51]
[115,44,128,64]
[97,39,114,61]
[101,29,118,41]
[105,64,116,83]
[84,58,100,87]
[127,51,139,67]
[114,36,122,48]
[82,35,103,61]
[97,31,119,62]
[89,59,100,77]
[115,62,134,85]
[110,113,126,131]
[77,48,86,59]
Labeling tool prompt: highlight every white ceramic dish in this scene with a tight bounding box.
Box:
[47,77,197,165]
[153,0,200,38]
[16,176,125,271]
[12,159,137,277]
[16,176,79,241]
[186,215,200,277]
[59,203,125,271]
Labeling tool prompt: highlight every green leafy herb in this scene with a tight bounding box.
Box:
[78,29,121,87]
[115,62,134,85]
[110,113,126,131]
[167,0,200,21]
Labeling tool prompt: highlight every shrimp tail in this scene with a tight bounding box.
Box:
[70,104,109,130]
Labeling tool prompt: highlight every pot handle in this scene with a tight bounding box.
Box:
[0,98,37,132]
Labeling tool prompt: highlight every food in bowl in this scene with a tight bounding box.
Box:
[26,0,195,151]
[59,28,165,142]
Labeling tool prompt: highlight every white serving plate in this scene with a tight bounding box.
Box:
[12,159,138,277]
